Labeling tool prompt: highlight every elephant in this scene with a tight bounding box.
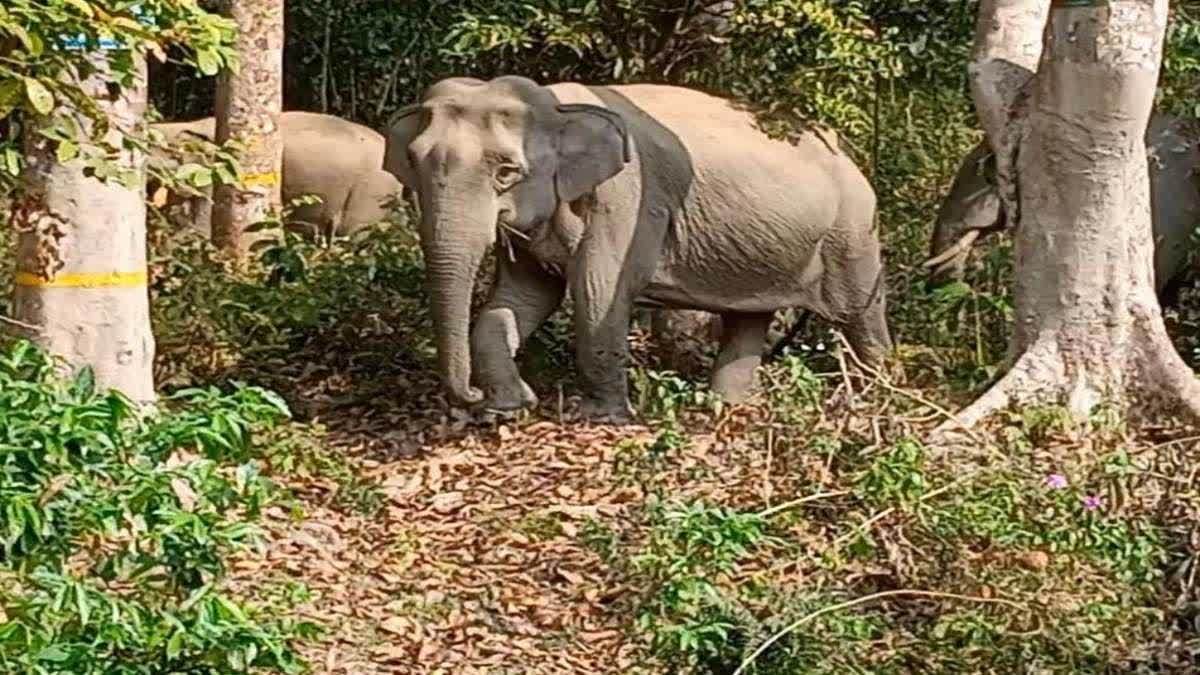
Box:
[383,75,891,421]
[149,111,404,239]
[927,113,1200,299]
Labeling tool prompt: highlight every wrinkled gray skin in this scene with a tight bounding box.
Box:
[150,111,403,238]
[385,76,891,421]
[929,113,1200,297]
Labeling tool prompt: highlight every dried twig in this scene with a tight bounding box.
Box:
[756,490,849,519]
[733,589,1024,675]
[0,314,42,334]
[831,478,966,550]
[834,331,986,446]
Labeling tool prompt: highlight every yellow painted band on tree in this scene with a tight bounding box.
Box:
[242,171,279,188]
[14,271,148,288]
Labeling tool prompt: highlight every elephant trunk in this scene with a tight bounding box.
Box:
[422,195,494,406]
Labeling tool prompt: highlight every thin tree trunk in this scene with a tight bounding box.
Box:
[212,0,284,261]
[953,0,1200,426]
[12,52,156,401]
[651,309,721,376]
[320,8,331,113]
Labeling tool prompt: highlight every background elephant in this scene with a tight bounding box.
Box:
[150,111,404,239]
[927,113,1200,299]
[384,76,890,421]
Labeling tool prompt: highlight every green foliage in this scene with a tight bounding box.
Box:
[151,218,427,386]
[0,340,314,673]
[855,438,927,509]
[926,464,1168,585]
[632,369,716,423]
[761,355,825,423]
[1161,3,1200,118]
[631,500,769,671]
[0,0,236,193]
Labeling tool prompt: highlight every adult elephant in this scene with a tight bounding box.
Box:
[150,111,404,238]
[384,76,890,421]
[926,113,1200,300]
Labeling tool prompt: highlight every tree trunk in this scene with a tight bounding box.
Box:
[212,0,284,261]
[11,52,156,402]
[954,0,1200,426]
[968,0,1049,230]
[650,309,721,376]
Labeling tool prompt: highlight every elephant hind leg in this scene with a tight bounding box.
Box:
[840,266,892,370]
[710,312,773,404]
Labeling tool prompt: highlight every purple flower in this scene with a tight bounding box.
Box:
[1082,495,1104,511]
[1045,474,1068,489]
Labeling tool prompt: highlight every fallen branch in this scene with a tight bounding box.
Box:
[830,478,966,550]
[756,490,849,519]
[834,332,986,446]
[0,314,42,334]
[733,589,1023,675]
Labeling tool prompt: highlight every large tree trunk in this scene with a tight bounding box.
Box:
[11,52,156,401]
[212,0,284,261]
[954,0,1200,426]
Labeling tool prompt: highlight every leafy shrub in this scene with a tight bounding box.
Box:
[151,217,428,387]
[632,369,717,423]
[0,340,315,673]
[855,437,928,509]
[631,500,770,671]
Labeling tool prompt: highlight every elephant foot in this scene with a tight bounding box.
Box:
[479,378,539,413]
[580,397,635,425]
[711,378,755,405]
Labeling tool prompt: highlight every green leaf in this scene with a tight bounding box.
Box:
[4,148,20,176]
[36,645,71,662]
[72,367,95,399]
[9,23,33,52]
[75,583,91,627]
[166,630,185,659]
[23,77,55,115]
[56,140,79,164]
[0,80,22,118]
[196,50,220,76]
[62,0,95,17]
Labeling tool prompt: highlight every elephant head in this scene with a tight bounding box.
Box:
[383,76,631,405]
[924,141,1004,286]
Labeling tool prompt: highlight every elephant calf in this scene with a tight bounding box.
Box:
[385,76,891,421]
[151,111,404,238]
[928,113,1200,298]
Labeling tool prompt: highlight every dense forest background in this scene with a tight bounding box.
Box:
[6,1,1200,672]
[148,0,1200,369]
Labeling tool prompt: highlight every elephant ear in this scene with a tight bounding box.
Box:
[555,103,631,203]
[383,104,423,188]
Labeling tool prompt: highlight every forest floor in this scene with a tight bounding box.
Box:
[12,225,1184,673]
[218,327,1200,675]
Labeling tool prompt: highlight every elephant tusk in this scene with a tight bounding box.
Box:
[921,229,981,270]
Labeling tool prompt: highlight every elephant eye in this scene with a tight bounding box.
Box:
[494,163,524,191]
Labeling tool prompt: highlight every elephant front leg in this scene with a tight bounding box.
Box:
[471,252,565,411]
[711,312,773,404]
[571,269,636,424]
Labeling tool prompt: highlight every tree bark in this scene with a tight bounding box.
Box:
[968,0,1049,230]
[650,309,721,375]
[953,0,1200,426]
[212,0,284,261]
[11,52,156,402]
